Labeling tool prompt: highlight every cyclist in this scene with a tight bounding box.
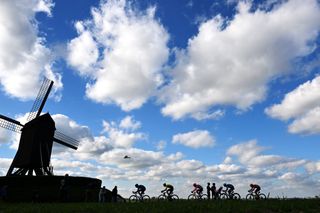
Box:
[223,183,235,196]
[248,183,261,198]
[133,184,146,197]
[162,183,174,196]
[191,183,203,196]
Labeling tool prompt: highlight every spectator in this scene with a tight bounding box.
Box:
[207,183,211,199]
[211,183,217,199]
[59,174,69,202]
[99,186,106,203]
[112,186,118,202]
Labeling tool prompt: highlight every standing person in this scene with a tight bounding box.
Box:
[206,183,211,199]
[211,183,216,199]
[112,186,118,202]
[99,186,106,203]
[59,174,69,202]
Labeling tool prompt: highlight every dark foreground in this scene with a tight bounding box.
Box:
[0,199,319,213]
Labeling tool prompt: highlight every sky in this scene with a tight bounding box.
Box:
[0,0,320,198]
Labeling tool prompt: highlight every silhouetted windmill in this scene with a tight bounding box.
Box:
[0,78,79,176]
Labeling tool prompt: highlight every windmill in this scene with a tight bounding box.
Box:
[0,78,79,176]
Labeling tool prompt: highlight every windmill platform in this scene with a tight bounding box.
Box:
[0,175,101,202]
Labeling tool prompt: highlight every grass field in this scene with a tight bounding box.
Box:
[0,199,320,213]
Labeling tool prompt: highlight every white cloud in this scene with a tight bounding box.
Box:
[172,130,215,148]
[160,0,320,120]
[67,0,169,111]
[305,161,320,174]
[102,119,145,148]
[288,107,320,134]
[227,139,306,169]
[52,114,93,141]
[99,148,164,169]
[266,76,320,134]
[156,140,167,150]
[0,0,62,100]
[119,115,141,131]
[0,128,12,145]
[266,76,320,121]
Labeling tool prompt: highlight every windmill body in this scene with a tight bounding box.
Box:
[0,78,78,176]
[0,78,101,202]
[7,113,55,176]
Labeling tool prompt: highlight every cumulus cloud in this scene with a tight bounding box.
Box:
[0,0,62,100]
[119,115,141,130]
[156,140,166,150]
[67,0,169,111]
[227,139,306,169]
[102,117,145,148]
[159,0,320,120]
[0,128,12,145]
[266,76,320,134]
[172,130,215,148]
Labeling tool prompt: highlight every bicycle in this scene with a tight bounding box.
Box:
[246,191,267,200]
[129,191,150,202]
[220,189,241,200]
[187,191,208,200]
[158,191,179,201]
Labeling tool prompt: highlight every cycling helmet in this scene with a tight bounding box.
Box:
[193,183,197,187]
[163,183,166,186]
[212,183,215,185]
[250,183,253,187]
[223,183,227,187]
[135,184,138,187]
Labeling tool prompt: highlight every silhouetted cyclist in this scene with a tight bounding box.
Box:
[191,183,203,195]
[162,183,174,196]
[223,183,235,195]
[134,184,146,197]
[249,183,261,197]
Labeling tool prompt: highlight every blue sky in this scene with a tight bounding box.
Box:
[0,0,320,198]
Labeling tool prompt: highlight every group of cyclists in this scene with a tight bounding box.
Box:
[132,182,262,200]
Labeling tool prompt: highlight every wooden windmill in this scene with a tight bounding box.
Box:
[0,78,79,176]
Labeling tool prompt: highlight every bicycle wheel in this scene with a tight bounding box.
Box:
[142,195,150,201]
[259,193,267,200]
[158,194,166,201]
[188,194,196,200]
[246,194,254,200]
[200,194,208,200]
[220,193,228,199]
[129,195,138,202]
[233,193,241,200]
[171,194,179,200]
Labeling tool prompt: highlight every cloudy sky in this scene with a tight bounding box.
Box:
[0,0,320,198]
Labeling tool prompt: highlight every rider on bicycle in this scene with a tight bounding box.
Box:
[248,183,261,197]
[134,184,146,197]
[191,183,203,195]
[162,183,174,196]
[223,183,235,195]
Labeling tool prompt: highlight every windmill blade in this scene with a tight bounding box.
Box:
[0,114,23,133]
[27,78,54,122]
[53,131,79,150]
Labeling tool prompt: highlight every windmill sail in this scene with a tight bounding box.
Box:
[27,78,53,122]
[53,130,79,150]
[0,114,23,133]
